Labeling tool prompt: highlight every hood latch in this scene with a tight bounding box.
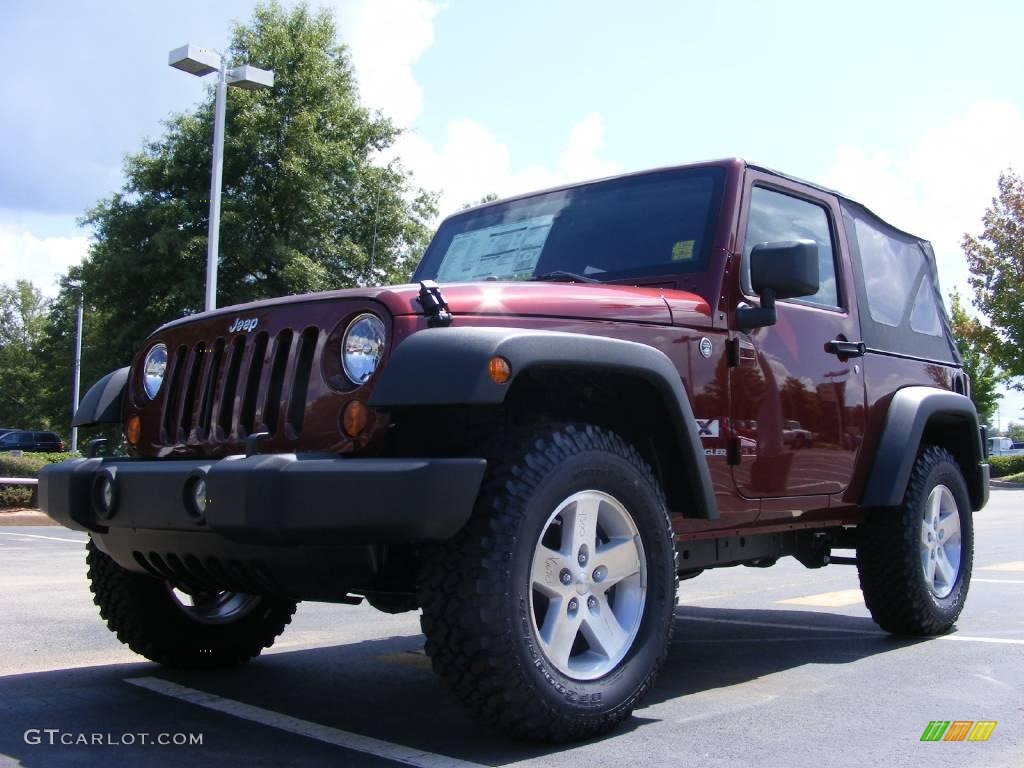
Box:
[417,280,453,327]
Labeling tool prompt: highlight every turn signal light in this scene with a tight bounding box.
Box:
[488,356,512,384]
[126,415,141,446]
[341,400,370,438]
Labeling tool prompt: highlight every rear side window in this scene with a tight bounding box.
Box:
[842,201,958,363]
[742,187,840,309]
[17,432,34,445]
[852,217,943,337]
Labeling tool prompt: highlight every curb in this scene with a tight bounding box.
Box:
[0,510,57,527]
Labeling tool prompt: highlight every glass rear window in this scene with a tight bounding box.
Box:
[415,167,725,283]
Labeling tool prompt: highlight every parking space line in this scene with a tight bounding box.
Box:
[978,561,1024,572]
[125,677,486,768]
[974,578,1024,584]
[939,636,1024,646]
[0,532,85,544]
[776,589,864,607]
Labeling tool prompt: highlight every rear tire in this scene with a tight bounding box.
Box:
[857,446,973,635]
[87,540,297,668]
[419,424,677,742]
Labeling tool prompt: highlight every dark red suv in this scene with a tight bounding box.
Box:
[41,158,987,742]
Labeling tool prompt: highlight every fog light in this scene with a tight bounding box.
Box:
[184,472,209,522]
[488,356,511,384]
[341,400,369,438]
[126,415,141,446]
[92,470,118,521]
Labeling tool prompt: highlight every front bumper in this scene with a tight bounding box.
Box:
[39,454,487,545]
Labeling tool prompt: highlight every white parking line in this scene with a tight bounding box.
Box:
[974,578,1024,584]
[0,532,85,544]
[125,677,486,768]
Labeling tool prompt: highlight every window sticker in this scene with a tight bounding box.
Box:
[435,215,554,282]
[671,240,695,261]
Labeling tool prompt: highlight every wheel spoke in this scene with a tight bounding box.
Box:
[582,597,629,660]
[941,509,961,542]
[925,551,938,586]
[531,545,570,597]
[540,600,582,670]
[594,537,641,589]
[564,494,601,557]
[929,490,942,524]
[934,548,955,588]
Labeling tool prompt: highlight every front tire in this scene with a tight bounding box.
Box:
[419,424,677,742]
[856,446,974,635]
[87,540,297,668]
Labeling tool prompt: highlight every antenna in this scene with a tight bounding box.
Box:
[368,159,396,284]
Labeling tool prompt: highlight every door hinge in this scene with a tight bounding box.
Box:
[727,436,741,466]
[726,337,739,367]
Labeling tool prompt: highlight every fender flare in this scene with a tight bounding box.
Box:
[369,327,718,519]
[72,367,129,428]
[861,386,987,510]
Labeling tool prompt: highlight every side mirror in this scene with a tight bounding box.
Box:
[736,240,819,329]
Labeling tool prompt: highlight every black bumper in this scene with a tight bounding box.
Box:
[39,454,487,545]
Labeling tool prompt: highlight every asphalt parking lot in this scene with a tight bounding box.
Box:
[1,490,1021,768]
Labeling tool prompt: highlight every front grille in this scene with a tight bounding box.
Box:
[160,327,319,445]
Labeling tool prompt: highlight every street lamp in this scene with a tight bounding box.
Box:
[168,44,274,312]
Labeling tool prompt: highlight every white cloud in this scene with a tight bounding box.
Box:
[0,225,90,297]
[330,0,439,127]
[391,111,620,217]
[332,1,618,218]
[821,100,1024,300]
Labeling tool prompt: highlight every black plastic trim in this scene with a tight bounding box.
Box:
[369,327,718,519]
[861,386,988,510]
[39,454,487,544]
[72,367,129,427]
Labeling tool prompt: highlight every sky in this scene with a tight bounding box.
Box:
[1,0,1023,421]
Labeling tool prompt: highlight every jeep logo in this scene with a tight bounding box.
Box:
[229,317,259,333]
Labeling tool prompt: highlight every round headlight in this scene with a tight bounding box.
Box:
[342,314,386,384]
[143,343,168,400]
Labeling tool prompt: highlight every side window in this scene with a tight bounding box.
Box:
[742,187,840,309]
[17,433,34,445]
[853,216,944,337]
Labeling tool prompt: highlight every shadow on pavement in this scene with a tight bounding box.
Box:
[0,605,925,767]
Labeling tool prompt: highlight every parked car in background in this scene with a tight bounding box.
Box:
[0,430,65,453]
[987,436,1024,456]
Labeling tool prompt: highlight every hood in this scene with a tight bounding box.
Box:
[156,281,711,333]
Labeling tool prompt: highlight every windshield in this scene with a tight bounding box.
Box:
[414,167,725,283]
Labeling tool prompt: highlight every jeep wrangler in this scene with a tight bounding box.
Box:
[40,158,988,742]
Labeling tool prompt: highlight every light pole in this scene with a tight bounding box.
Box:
[70,290,84,453]
[169,45,274,312]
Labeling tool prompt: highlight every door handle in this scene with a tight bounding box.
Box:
[825,339,866,358]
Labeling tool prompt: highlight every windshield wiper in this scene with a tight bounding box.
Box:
[531,270,600,284]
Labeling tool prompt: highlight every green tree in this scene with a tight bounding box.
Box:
[963,169,1024,377]
[72,1,436,374]
[949,290,1003,426]
[0,281,50,428]
[462,193,499,209]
